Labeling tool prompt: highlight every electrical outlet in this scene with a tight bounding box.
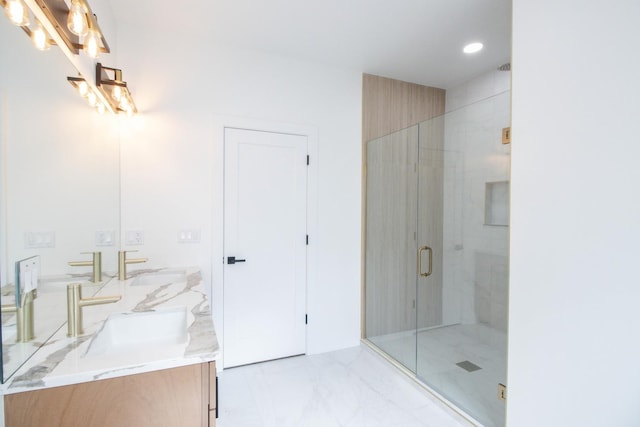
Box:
[126,230,144,245]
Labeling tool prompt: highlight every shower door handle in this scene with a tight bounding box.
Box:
[418,246,433,277]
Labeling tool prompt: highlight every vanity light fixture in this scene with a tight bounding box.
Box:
[68,66,138,116]
[64,0,110,57]
[84,27,100,58]
[66,0,88,36]
[95,63,137,116]
[2,0,110,56]
[67,76,106,114]
[3,0,29,26]
[68,76,88,98]
[31,19,51,51]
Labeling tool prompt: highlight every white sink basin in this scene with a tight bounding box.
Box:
[131,270,187,287]
[86,306,188,357]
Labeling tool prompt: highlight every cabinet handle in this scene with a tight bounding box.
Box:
[418,246,433,277]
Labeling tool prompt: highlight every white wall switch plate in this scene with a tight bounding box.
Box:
[24,231,55,248]
[178,229,201,243]
[95,230,116,246]
[125,230,144,245]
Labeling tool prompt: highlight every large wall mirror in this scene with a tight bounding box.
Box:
[0,20,120,382]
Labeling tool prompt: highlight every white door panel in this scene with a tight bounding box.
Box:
[223,128,307,368]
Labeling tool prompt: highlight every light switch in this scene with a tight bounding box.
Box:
[178,229,201,243]
[24,231,55,248]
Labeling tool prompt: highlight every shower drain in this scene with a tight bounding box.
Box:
[456,360,482,372]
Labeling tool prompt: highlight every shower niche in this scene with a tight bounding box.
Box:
[485,181,510,226]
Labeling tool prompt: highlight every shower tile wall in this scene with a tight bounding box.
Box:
[475,253,509,332]
[442,69,511,327]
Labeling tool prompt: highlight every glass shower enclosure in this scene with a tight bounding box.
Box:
[364,91,510,427]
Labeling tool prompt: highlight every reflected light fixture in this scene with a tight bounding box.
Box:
[67,0,110,57]
[67,0,88,36]
[77,80,89,97]
[31,20,51,51]
[95,63,137,115]
[2,0,110,57]
[3,0,29,26]
[463,42,484,54]
[84,27,100,58]
[67,76,104,112]
[87,91,97,107]
[112,85,122,102]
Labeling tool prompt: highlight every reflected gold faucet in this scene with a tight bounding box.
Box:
[68,251,102,282]
[2,290,36,342]
[67,283,121,337]
[118,250,148,280]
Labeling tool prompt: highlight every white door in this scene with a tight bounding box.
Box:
[223,128,308,368]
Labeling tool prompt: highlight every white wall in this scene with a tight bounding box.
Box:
[115,26,363,356]
[508,0,640,425]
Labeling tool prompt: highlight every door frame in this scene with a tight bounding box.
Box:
[212,115,318,370]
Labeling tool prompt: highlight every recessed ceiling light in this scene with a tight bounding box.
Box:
[463,42,484,54]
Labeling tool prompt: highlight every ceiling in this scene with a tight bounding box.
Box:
[110,0,511,89]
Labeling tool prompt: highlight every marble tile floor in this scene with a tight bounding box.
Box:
[370,323,507,427]
[217,343,471,427]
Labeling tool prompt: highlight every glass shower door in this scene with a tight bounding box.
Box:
[365,125,419,373]
[415,93,510,427]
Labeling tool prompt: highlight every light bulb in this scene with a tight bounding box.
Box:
[84,28,100,58]
[463,42,484,54]
[125,105,133,117]
[4,0,30,26]
[96,103,105,114]
[31,21,51,51]
[77,80,88,97]
[67,0,88,37]
[119,96,129,111]
[112,85,122,102]
[87,91,97,107]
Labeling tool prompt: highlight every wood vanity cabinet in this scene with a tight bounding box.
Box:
[4,361,217,427]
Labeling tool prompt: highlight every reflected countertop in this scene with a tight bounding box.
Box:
[1,267,219,394]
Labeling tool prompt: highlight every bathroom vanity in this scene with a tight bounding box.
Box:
[1,267,219,427]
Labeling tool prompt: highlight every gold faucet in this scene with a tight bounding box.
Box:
[118,250,148,280]
[66,283,121,337]
[1,290,36,342]
[68,251,102,282]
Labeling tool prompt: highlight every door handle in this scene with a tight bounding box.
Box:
[418,246,432,277]
[227,256,246,265]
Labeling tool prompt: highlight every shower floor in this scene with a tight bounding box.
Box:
[369,323,507,427]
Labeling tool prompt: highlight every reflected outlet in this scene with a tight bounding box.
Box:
[125,230,144,245]
[95,230,116,246]
[24,231,55,248]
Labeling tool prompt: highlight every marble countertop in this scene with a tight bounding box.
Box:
[2,267,219,394]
